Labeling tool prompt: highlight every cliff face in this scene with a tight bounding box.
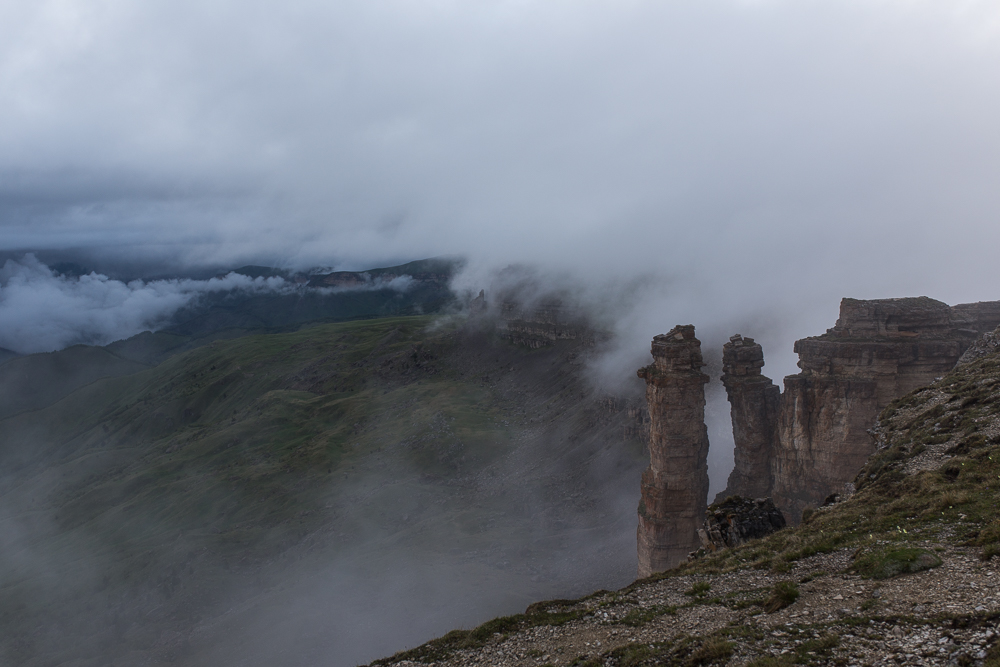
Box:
[635,325,710,577]
[767,297,1000,521]
[716,335,780,503]
[496,299,595,349]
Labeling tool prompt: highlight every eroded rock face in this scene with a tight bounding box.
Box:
[637,296,1000,576]
[635,325,710,577]
[697,496,786,552]
[716,335,780,503]
[770,297,1000,522]
[496,299,594,349]
[957,324,1000,367]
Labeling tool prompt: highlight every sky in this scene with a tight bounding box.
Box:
[2,0,1000,370]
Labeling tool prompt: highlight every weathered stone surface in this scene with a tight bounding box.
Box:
[697,496,786,552]
[770,297,999,522]
[716,335,780,503]
[636,296,1000,572]
[958,324,1000,366]
[636,325,710,577]
[496,299,595,349]
[595,395,650,445]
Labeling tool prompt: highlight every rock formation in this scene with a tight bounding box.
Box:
[697,496,786,552]
[635,325,710,577]
[637,296,1000,575]
[957,324,1000,367]
[496,299,594,349]
[716,335,780,503]
[770,297,1000,521]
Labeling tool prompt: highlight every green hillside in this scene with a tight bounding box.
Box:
[0,315,646,666]
[0,332,191,420]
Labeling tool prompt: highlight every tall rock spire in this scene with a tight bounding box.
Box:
[716,334,780,503]
[635,325,710,577]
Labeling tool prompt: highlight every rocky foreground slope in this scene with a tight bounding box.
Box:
[368,329,1000,666]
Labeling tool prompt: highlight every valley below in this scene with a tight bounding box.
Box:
[0,312,647,666]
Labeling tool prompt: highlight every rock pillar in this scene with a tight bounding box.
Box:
[716,335,780,503]
[636,325,710,577]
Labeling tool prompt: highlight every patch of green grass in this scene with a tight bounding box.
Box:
[763,581,800,613]
[795,633,840,662]
[747,657,794,667]
[985,639,1000,667]
[685,581,711,597]
[686,638,734,666]
[798,570,826,584]
[598,635,732,667]
[601,643,665,667]
[850,547,942,579]
[375,606,586,663]
[616,604,677,627]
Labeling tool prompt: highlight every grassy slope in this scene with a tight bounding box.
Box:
[370,344,1000,666]
[0,315,645,666]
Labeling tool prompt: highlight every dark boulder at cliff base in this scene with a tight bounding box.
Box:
[697,496,786,552]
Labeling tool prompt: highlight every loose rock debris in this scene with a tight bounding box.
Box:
[369,546,999,666]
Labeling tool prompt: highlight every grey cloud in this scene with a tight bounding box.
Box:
[2,1,999,271]
[0,254,293,354]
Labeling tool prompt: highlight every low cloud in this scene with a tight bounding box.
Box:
[0,254,293,354]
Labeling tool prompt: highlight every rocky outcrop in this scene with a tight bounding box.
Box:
[635,325,711,577]
[716,335,780,503]
[957,324,1000,366]
[636,296,1000,575]
[496,299,595,349]
[697,496,786,552]
[770,297,1000,522]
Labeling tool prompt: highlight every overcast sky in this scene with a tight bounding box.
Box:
[2,0,1000,372]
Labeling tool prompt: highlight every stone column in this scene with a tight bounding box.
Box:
[716,335,780,503]
[636,325,710,577]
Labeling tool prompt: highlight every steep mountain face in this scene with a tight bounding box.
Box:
[772,297,1000,522]
[0,315,646,667]
[718,297,1000,522]
[635,326,711,576]
[366,330,1000,667]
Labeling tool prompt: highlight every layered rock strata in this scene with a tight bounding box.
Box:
[697,496,786,552]
[768,297,1000,522]
[496,299,594,349]
[637,296,1000,575]
[635,325,710,577]
[716,335,780,503]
